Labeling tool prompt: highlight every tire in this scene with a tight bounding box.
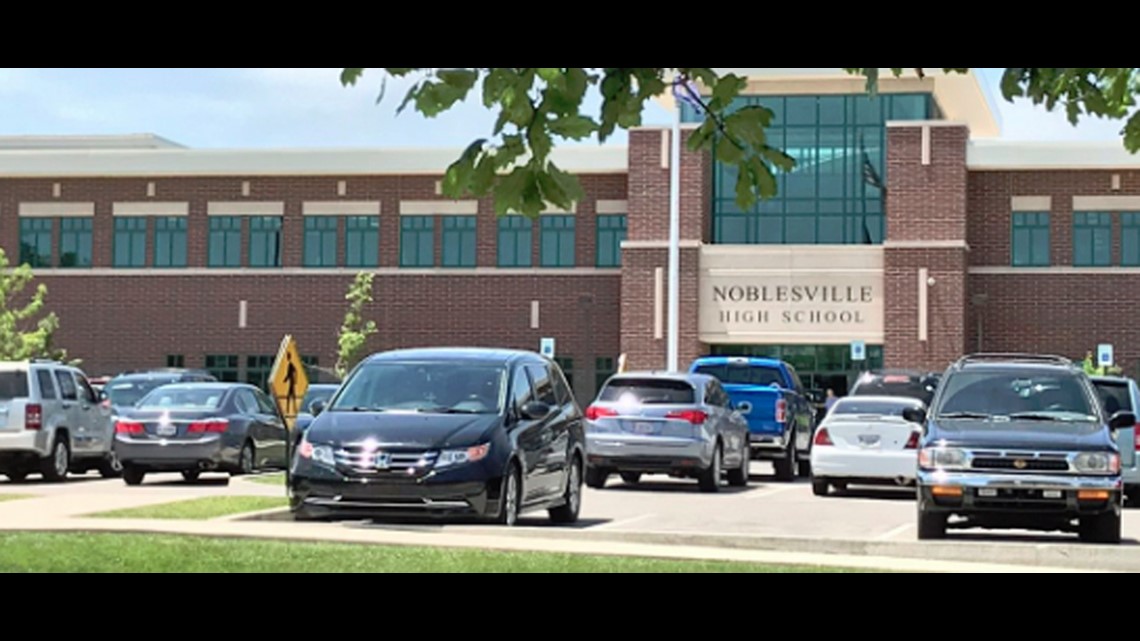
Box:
[1126,486,1139,509]
[97,453,123,479]
[122,465,146,486]
[496,464,522,526]
[620,472,642,485]
[726,444,749,487]
[181,470,201,483]
[773,440,796,482]
[811,478,830,497]
[39,437,70,483]
[292,506,324,522]
[585,467,608,490]
[4,470,28,483]
[548,457,582,524]
[1079,511,1122,544]
[917,504,947,540]
[236,442,255,476]
[797,458,812,478]
[697,442,722,493]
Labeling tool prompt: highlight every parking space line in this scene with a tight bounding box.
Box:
[592,513,658,531]
[745,485,800,500]
[875,523,914,540]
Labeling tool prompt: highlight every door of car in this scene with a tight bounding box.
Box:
[543,361,576,497]
[233,389,269,466]
[52,369,85,454]
[508,365,547,504]
[523,363,562,500]
[705,379,746,464]
[253,388,288,467]
[73,372,110,456]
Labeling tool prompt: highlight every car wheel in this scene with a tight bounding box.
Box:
[697,442,722,493]
[620,472,642,485]
[292,506,324,522]
[122,465,146,487]
[97,453,123,479]
[548,457,582,524]
[811,477,829,497]
[585,467,608,490]
[236,442,255,476]
[496,464,522,526]
[917,503,947,540]
[1079,511,1122,544]
[726,444,749,487]
[39,438,70,483]
[773,440,796,482]
[181,470,201,483]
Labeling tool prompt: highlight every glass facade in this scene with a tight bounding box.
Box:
[154,217,187,268]
[498,216,532,267]
[113,218,147,268]
[345,216,379,267]
[1073,212,1112,267]
[1012,212,1050,267]
[596,215,626,267]
[19,218,52,267]
[205,355,239,382]
[400,217,434,267]
[304,217,338,267]
[166,355,185,368]
[441,216,477,267]
[683,93,935,245]
[59,218,93,268]
[245,355,274,390]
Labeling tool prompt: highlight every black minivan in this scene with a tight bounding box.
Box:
[289,348,586,526]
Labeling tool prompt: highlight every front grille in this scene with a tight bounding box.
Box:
[334,445,438,476]
[968,451,1071,473]
[972,488,1068,511]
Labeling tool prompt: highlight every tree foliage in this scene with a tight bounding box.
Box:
[343,68,1140,216]
[335,272,378,379]
[0,248,69,362]
[1082,351,1123,377]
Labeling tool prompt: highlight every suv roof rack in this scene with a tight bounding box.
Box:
[955,353,1073,367]
[116,367,213,376]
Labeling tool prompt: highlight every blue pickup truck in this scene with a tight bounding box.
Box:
[689,356,817,481]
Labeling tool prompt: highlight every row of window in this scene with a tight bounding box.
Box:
[1011,211,1140,267]
[19,214,628,269]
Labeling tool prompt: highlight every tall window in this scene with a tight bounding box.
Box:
[113,218,147,268]
[19,219,52,267]
[166,355,185,368]
[596,357,616,394]
[1073,212,1112,267]
[245,355,275,390]
[596,215,626,267]
[345,216,379,267]
[208,217,242,267]
[154,217,187,268]
[249,216,282,268]
[1123,213,1140,266]
[205,355,239,382]
[304,217,338,267]
[1011,212,1050,267]
[540,215,575,267]
[59,218,93,268]
[400,217,434,267]
[441,215,476,267]
[554,357,574,392]
[498,217,532,267]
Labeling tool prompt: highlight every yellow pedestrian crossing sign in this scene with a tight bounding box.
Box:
[269,335,308,430]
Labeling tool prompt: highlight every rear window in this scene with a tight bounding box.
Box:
[107,377,176,408]
[599,379,695,404]
[1094,381,1134,415]
[851,375,936,404]
[0,371,29,400]
[137,387,226,410]
[692,364,783,387]
[831,399,917,417]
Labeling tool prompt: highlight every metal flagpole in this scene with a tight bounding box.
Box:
[667,77,682,373]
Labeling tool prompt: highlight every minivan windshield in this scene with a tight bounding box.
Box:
[936,371,1097,422]
[331,362,507,414]
[137,386,226,410]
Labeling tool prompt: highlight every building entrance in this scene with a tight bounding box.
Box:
[707,344,883,396]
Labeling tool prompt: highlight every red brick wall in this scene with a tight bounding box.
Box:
[619,247,703,371]
[627,127,709,242]
[884,249,968,370]
[886,125,969,242]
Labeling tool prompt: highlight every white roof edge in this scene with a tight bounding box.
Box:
[0,133,186,150]
[968,140,1140,169]
[0,145,629,177]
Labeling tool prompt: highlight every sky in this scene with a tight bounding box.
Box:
[0,68,1129,149]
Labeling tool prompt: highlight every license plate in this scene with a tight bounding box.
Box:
[632,422,657,435]
[857,434,880,447]
[156,424,176,437]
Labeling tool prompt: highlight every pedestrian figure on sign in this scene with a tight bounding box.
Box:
[285,354,298,416]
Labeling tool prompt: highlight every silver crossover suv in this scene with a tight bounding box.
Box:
[583,371,750,493]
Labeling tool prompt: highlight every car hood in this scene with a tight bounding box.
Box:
[927,418,1115,451]
[306,411,501,449]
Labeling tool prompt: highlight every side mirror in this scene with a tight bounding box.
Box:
[520,401,553,420]
[310,399,327,416]
[1109,410,1136,431]
[902,407,927,425]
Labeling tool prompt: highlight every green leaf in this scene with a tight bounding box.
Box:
[537,68,562,81]
[437,69,478,91]
[397,82,422,115]
[863,68,880,95]
[495,167,530,216]
[340,68,365,86]
[548,115,598,139]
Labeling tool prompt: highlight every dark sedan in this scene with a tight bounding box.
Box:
[290,348,586,526]
[113,383,289,485]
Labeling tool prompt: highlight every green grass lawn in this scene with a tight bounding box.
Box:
[0,532,875,573]
[0,494,33,503]
[88,496,288,520]
[245,472,286,486]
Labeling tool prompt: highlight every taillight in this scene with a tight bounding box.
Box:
[188,419,229,434]
[775,399,787,424]
[585,405,617,421]
[24,404,42,431]
[904,431,920,449]
[814,427,833,446]
[1133,425,1140,451]
[115,420,143,435]
[666,410,708,425]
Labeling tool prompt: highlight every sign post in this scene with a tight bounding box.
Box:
[540,337,556,359]
[850,340,866,362]
[1098,343,1114,368]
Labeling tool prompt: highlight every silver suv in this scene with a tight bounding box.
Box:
[0,359,116,482]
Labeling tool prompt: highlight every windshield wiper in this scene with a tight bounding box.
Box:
[936,412,991,420]
[333,407,387,413]
[1007,412,1086,422]
[417,407,485,415]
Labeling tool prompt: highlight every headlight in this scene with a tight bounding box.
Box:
[298,437,336,467]
[1074,452,1120,475]
[918,447,968,470]
[435,443,490,469]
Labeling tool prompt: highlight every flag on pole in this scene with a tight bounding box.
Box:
[672,75,703,112]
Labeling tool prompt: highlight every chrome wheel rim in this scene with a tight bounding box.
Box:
[504,472,518,525]
[54,443,68,476]
[713,446,721,483]
[242,447,253,474]
[568,464,581,515]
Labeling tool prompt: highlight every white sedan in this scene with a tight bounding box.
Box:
[810,395,924,496]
